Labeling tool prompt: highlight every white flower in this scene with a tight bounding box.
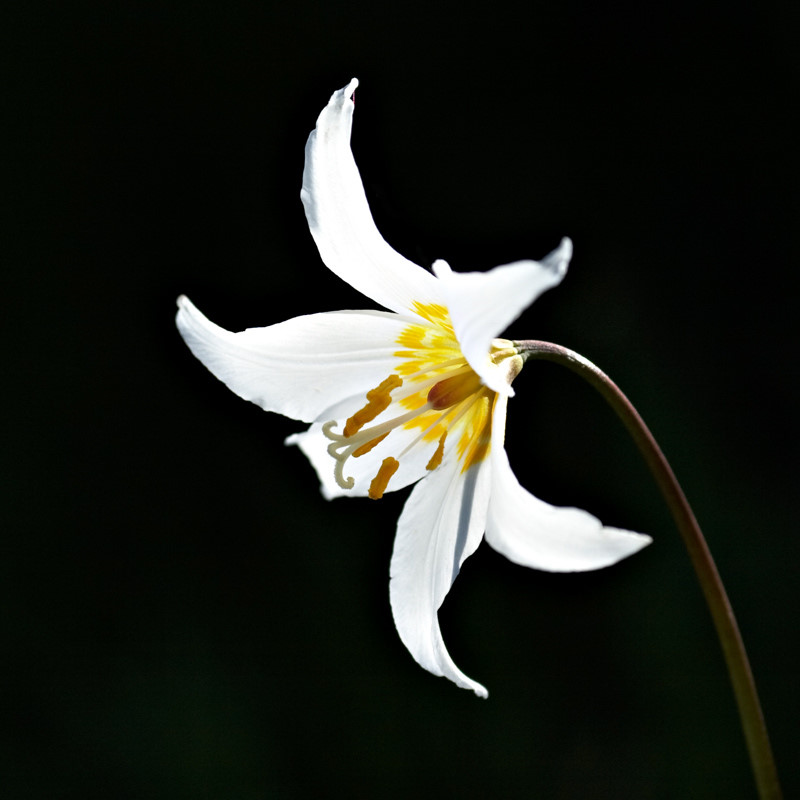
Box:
[176,79,651,697]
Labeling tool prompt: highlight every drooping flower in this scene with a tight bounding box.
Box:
[176,79,651,697]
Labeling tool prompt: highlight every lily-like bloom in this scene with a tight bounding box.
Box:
[176,79,651,697]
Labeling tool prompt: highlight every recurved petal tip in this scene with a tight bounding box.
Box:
[301,79,442,315]
[541,237,573,278]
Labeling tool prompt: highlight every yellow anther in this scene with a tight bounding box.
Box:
[368,457,400,500]
[352,432,389,458]
[344,374,403,437]
[427,370,483,411]
[426,432,447,471]
[458,393,493,472]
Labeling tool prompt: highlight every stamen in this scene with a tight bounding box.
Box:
[322,407,427,491]
[442,386,491,449]
[392,362,473,406]
[395,356,470,383]
[396,402,459,460]
[458,394,492,471]
[426,432,447,470]
[322,350,496,494]
[368,457,399,500]
[352,432,389,457]
[427,370,484,410]
[344,374,402,437]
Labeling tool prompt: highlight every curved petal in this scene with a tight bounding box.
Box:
[302,79,443,315]
[176,296,414,423]
[432,238,572,395]
[485,395,652,570]
[389,453,492,697]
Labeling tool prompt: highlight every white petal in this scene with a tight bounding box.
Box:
[176,296,413,423]
[302,80,443,315]
[485,396,652,570]
[389,453,492,697]
[432,238,572,395]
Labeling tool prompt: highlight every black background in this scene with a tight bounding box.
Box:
[5,1,798,797]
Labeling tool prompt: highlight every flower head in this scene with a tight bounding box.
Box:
[176,79,651,697]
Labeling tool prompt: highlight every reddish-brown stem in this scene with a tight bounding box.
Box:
[516,340,781,799]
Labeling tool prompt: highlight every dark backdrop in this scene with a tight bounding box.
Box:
[5,1,798,797]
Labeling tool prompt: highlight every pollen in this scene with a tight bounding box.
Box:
[457,393,493,472]
[426,432,447,471]
[344,374,403,437]
[352,432,390,457]
[368,457,400,500]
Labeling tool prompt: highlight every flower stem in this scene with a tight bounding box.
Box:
[515,340,781,800]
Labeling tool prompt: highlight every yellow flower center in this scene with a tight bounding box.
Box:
[322,302,523,499]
